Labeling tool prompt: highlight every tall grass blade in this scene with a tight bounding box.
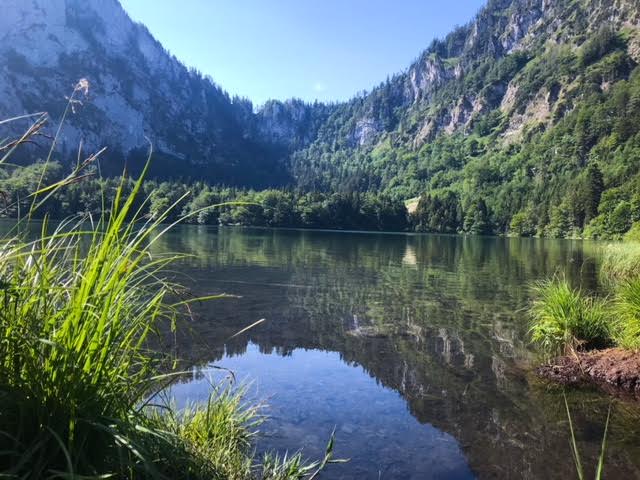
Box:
[595,403,612,480]
[564,393,585,480]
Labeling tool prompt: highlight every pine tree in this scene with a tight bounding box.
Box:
[584,162,604,223]
[465,199,492,235]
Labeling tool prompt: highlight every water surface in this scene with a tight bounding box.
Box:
[156,228,640,478]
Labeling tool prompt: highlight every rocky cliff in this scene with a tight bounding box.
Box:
[0,0,302,185]
[2,0,640,201]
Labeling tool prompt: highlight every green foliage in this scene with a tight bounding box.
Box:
[623,222,640,242]
[145,387,261,479]
[609,201,633,235]
[529,279,612,356]
[583,162,605,224]
[1,177,410,232]
[578,27,624,67]
[0,114,336,478]
[532,242,640,355]
[412,191,461,233]
[600,242,640,284]
[613,278,640,350]
[0,169,196,476]
[510,209,537,237]
[547,203,575,239]
[464,198,492,235]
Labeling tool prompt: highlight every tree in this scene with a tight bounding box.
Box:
[609,201,632,235]
[464,199,492,235]
[413,192,461,233]
[584,162,604,223]
[548,202,573,238]
[510,210,537,237]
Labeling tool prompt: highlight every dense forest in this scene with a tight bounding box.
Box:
[0,163,408,231]
[286,20,640,239]
[3,0,640,238]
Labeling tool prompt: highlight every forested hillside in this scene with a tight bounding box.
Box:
[2,0,640,238]
[288,0,640,238]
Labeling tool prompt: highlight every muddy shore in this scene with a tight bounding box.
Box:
[537,348,640,398]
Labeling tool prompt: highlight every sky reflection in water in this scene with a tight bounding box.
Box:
[159,227,640,479]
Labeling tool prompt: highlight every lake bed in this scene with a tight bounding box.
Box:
[155,227,640,478]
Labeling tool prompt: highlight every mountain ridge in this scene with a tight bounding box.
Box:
[2,0,640,238]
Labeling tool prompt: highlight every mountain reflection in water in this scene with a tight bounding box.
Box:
[156,227,640,480]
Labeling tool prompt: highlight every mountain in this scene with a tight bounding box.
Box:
[2,0,640,237]
[288,0,640,237]
[0,0,320,186]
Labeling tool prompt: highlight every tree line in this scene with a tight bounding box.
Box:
[1,155,637,239]
[0,163,408,232]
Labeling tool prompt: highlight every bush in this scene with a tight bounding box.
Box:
[529,278,612,356]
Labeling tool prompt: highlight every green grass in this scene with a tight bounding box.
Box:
[600,242,640,285]
[0,155,198,476]
[529,278,612,356]
[143,387,260,479]
[0,99,340,478]
[564,393,611,480]
[531,242,640,354]
[623,222,640,243]
[612,278,640,350]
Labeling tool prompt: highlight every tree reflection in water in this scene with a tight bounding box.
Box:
[155,227,640,479]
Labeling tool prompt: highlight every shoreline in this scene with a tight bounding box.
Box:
[537,348,640,400]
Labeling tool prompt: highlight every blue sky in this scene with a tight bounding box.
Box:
[119,0,487,106]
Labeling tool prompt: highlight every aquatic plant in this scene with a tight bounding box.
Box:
[529,278,611,356]
[564,393,611,480]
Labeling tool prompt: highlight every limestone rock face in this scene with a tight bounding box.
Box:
[2,0,640,185]
[0,0,296,183]
[406,55,455,104]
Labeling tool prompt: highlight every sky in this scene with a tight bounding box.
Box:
[119,0,487,106]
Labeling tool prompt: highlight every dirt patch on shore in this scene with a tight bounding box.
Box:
[537,348,640,399]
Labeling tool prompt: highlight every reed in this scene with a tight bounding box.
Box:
[0,97,338,478]
[612,277,640,350]
[564,393,611,480]
[600,242,640,285]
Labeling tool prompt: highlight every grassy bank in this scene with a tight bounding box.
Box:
[530,242,640,357]
[530,243,640,478]
[0,106,337,478]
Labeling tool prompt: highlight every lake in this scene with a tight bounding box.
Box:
[154,227,639,479]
